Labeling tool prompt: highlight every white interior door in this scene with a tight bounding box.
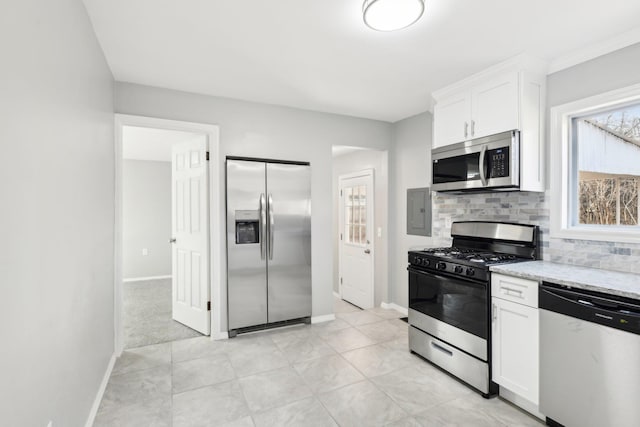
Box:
[171,135,210,335]
[339,170,374,309]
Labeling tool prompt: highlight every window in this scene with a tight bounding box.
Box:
[344,185,367,245]
[574,106,640,225]
[551,83,640,242]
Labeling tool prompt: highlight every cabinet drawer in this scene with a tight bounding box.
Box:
[491,273,538,307]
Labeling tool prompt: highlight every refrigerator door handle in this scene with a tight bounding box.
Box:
[260,193,266,260]
[268,193,274,260]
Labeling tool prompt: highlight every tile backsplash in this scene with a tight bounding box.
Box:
[432,190,640,274]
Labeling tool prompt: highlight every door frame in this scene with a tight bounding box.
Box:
[338,169,375,308]
[114,114,222,356]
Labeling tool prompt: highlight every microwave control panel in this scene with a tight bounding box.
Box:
[488,147,509,178]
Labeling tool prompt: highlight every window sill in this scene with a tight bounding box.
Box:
[550,225,640,244]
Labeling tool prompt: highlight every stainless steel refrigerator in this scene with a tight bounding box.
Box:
[226,157,311,335]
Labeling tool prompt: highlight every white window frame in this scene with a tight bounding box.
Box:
[550,82,640,243]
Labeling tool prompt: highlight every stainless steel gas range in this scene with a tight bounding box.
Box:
[408,221,539,397]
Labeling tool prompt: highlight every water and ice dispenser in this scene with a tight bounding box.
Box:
[235,210,260,244]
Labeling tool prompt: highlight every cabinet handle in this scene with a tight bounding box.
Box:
[492,303,497,321]
[471,120,475,137]
[464,122,469,138]
[501,286,523,297]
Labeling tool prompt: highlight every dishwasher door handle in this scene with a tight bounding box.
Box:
[540,284,640,335]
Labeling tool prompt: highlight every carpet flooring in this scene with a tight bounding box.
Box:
[123,278,202,349]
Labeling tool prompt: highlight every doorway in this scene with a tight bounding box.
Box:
[115,115,221,354]
[332,146,389,311]
[339,170,374,309]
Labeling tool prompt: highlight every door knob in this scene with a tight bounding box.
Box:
[169,238,176,244]
[364,249,371,254]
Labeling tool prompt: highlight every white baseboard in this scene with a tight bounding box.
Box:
[311,314,336,324]
[380,302,408,316]
[85,352,116,427]
[332,291,340,298]
[123,275,171,283]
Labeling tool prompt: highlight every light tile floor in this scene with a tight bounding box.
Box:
[94,297,543,426]
[123,278,202,349]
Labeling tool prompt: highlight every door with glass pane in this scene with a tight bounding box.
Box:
[339,170,374,309]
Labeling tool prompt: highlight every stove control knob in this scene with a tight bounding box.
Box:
[436,262,446,271]
[422,259,430,267]
[454,265,463,274]
[465,268,475,276]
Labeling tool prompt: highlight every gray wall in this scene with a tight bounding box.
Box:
[546,42,640,108]
[0,0,114,426]
[332,150,389,306]
[389,112,434,308]
[123,160,172,279]
[115,82,393,326]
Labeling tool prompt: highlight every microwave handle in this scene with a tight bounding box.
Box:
[479,144,488,186]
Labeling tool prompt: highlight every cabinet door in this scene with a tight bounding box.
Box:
[492,297,539,405]
[433,91,471,148]
[471,72,519,139]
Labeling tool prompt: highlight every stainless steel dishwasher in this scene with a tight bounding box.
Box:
[539,282,640,427]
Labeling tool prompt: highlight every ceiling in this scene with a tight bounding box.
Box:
[83,0,640,122]
[123,126,203,161]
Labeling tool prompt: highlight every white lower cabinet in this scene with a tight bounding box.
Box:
[492,297,538,402]
[491,273,542,418]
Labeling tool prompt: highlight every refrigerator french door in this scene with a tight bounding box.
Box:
[226,158,311,334]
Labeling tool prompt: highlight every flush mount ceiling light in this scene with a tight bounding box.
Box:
[363,0,425,32]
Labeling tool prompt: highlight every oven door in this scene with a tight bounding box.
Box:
[408,266,488,360]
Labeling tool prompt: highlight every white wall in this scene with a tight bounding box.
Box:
[332,150,389,306]
[114,83,393,328]
[123,160,172,279]
[389,112,434,308]
[0,0,114,426]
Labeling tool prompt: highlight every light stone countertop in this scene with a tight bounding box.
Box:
[490,260,640,300]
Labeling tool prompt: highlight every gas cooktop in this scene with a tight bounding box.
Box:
[408,221,539,282]
[415,247,524,266]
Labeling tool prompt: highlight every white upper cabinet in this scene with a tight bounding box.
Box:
[434,72,520,149]
[471,72,519,140]
[431,56,547,191]
[433,92,471,148]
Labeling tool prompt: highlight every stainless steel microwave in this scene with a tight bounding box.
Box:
[431,130,520,192]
